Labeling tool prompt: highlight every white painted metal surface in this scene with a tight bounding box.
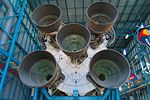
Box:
[45,36,108,96]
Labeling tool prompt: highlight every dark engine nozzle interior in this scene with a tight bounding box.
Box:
[56,23,91,63]
[87,2,118,34]
[31,4,61,33]
[18,51,64,87]
[89,49,130,89]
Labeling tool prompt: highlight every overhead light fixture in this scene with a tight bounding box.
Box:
[125,34,129,39]
[123,49,127,55]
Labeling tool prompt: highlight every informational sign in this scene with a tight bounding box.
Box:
[137,24,150,48]
[128,73,138,82]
